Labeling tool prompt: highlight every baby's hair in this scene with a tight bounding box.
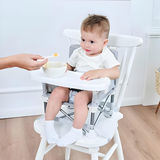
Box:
[81,14,110,39]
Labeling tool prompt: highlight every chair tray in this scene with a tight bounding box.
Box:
[30,69,111,91]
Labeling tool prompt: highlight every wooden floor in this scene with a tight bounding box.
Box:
[0,105,160,160]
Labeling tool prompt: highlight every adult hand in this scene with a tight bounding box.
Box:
[14,54,48,70]
[0,53,48,70]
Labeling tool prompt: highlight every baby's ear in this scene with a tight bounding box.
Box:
[103,39,108,47]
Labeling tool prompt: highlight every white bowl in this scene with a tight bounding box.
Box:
[42,61,67,78]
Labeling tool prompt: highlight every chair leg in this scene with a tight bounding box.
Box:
[65,147,71,160]
[90,147,99,160]
[91,153,99,160]
[155,101,160,113]
[35,136,47,160]
[113,129,124,160]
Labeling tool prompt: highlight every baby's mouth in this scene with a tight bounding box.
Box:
[85,49,91,52]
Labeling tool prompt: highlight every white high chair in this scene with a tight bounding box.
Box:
[31,29,143,160]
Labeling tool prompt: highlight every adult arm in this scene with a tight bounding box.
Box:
[0,53,48,70]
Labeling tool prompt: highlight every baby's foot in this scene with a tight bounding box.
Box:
[57,127,83,147]
[45,120,59,144]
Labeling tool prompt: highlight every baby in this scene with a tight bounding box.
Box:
[45,14,120,147]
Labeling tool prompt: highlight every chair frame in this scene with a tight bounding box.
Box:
[33,29,143,160]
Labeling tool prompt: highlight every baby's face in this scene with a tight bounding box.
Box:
[80,30,108,56]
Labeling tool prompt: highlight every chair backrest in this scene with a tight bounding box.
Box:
[63,29,143,110]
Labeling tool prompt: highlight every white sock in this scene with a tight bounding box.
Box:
[45,120,59,144]
[57,127,83,147]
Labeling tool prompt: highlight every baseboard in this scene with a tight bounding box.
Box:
[0,106,44,119]
[0,97,143,119]
[0,86,44,119]
[0,86,42,94]
[121,97,142,107]
[142,101,159,106]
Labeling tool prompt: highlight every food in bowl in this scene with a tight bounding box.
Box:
[42,61,67,78]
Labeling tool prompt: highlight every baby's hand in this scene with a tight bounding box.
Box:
[80,70,100,81]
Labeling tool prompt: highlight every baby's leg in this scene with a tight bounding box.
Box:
[45,87,70,144]
[73,90,92,129]
[57,91,92,147]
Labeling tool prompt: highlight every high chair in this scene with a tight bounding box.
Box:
[31,29,143,160]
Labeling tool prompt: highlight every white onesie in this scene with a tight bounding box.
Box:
[67,46,120,72]
[67,46,120,104]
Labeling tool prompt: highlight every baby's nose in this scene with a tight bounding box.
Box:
[85,42,90,48]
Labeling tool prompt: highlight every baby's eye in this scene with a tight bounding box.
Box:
[81,38,85,42]
[90,41,94,44]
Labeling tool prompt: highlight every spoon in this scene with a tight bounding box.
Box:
[37,53,59,61]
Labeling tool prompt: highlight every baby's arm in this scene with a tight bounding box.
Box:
[80,66,119,81]
[66,63,75,71]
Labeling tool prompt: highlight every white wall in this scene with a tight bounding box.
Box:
[142,0,160,106]
[123,0,154,105]
[0,0,156,118]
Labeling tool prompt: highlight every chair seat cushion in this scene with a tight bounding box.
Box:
[94,112,121,141]
[34,112,123,148]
